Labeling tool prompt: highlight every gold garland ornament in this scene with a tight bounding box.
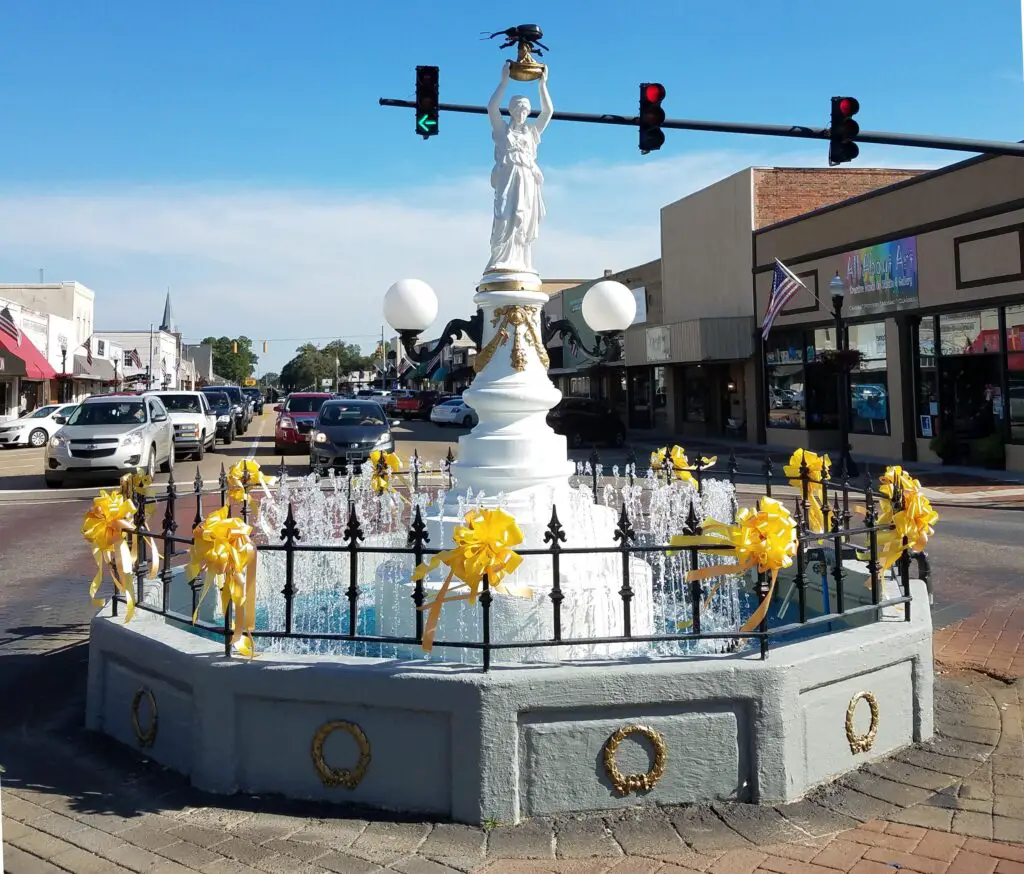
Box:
[603,724,667,796]
[473,305,550,373]
[650,445,717,487]
[227,459,276,506]
[131,687,158,748]
[186,506,258,658]
[413,508,533,652]
[311,720,371,789]
[876,466,939,571]
[82,490,158,622]
[783,449,832,534]
[845,691,880,754]
[669,497,798,633]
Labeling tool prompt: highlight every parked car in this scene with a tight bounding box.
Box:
[147,390,218,460]
[396,390,441,420]
[202,385,250,434]
[430,397,478,427]
[274,392,332,454]
[204,391,237,445]
[241,387,265,416]
[547,397,626,448]
[44,393,175,488]
[0,403,79,448]
[309,399,399,473]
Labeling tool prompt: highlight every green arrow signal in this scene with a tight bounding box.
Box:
[418,114,437,133]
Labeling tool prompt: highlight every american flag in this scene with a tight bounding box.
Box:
[761,259,808,340]
[0,306,21,347]
[84,336,93,365]
[130,348,143,368]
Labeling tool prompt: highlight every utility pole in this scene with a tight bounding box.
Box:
[148,324,155,391]
[380,326,386,391]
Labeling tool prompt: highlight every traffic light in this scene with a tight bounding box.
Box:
[639,83,666,154]
[263,340,268,354]
[232,341,238,354]
[415,65,439,139]
[829,96,860,166]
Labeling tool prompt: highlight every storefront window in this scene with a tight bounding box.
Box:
[848,322,889,435]
[684,366,707,423]
[915,317,938,438]
[568,376,590,397]
[1007,304,1024,353]
[765,332,805,429]
[1010,353,1024,443]
[939,309,1001,356]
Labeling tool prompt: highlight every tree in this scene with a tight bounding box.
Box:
[279,342,372,392]
[261,371,280,387]
[201,336,259,385]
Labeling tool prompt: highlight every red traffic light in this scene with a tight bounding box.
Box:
[643,83,666,103]
[837,96,859,117]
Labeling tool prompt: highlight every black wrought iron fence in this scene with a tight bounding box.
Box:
[111,452,929,672]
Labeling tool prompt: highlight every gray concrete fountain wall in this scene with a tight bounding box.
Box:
[85,578,932,825]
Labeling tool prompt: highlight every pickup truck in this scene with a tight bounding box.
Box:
[396,391,441,420]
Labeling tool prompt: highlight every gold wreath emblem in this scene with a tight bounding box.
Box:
[131,687,158,748]
[845,691,880,754]
[311,720,371,789]
[602,724,667,796]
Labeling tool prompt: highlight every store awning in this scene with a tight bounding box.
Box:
[410,362,429,380]
[72,354,116,382]
[431,367,449,383]
[0,330,56,380]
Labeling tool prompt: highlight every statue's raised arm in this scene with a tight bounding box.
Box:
[535,65,553,135]
[487,61,511,139]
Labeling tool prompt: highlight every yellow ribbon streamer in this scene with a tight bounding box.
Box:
[117,469,162,578]
[875,466,939,572]
[650,445,717,487]
[783,449,832,534]
[669,497,797,634]
[367,449,411,502]
[227,459,277,506]
[186,506,259,658]
[82,490,153,621]
[412,507,532,652]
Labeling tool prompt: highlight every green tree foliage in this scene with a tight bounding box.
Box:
[279,341,373,391]
[201,336,259,384]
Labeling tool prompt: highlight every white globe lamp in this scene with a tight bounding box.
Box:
[581,280,637,334]
[383,278,438,333]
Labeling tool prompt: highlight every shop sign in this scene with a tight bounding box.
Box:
[646,326,672,363]
[844,236,918,317]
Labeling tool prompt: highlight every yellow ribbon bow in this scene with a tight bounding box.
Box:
[875,466,939,571]
[82,490,154,621]
[119,470,153,501]
[227,459,276,506]
[650,445,717,487]
[783,449,832,534]
[413,507,532,652]
[117,469,163,572]
[186,506,259,658]
[368,449,402,494]
[669,497,798,634]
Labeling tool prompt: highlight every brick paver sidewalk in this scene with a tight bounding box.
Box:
[935,592,1024,681]
[1,671,1022,874]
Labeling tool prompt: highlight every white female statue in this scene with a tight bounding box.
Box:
[484,60,553,275]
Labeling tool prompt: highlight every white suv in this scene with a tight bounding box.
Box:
[44,394,175,488]
[146,390,218,461]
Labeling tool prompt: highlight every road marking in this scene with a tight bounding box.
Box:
[245,417,266,461]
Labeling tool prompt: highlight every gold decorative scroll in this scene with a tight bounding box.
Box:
[473,305,550,373]
[131,687,158,748]
[845,691,879,754]
[602,724,667,796]
[311,720,371,789]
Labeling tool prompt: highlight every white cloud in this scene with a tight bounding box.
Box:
[0,143,947,372]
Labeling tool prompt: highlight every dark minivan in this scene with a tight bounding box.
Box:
[202,385,249,434]
[308,400,398,472]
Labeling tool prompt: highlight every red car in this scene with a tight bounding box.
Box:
[274,392,332,454]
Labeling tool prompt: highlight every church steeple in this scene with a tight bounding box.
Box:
[160,289,175,334]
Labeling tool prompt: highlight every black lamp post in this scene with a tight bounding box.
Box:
[829,272,857,477]
[58,337,68,402]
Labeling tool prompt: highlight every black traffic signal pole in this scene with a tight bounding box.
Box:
[378,98,1024,158]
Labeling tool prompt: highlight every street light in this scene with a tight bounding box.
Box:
[58,336,68,402]
[829,272,857,477]
[581,279,636,361]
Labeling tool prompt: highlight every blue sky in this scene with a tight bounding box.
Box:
[0,1,1020,372]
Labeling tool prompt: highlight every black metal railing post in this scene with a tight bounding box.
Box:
[544,505,567,641]
[445,447,455,490]
[343,503,365,636]
[830,494,845,614]
[412,449,421,494]
[133,487,149,610]
[218,463,228,510]
[683,501,702,635]
[278,454,287,482]
[864,481,881,611]
[480,571,492,672]
[913,551,932,605]
[893,477,911,622]
[223,599,233,657]
[757,568,769,660]
[589,447,600,503]
[280,503,300,634]
[408,505,429,641]
[240,463,250,524]
[840,457,852,536]
[626,447,637,488]
[614,504,635,638]
[763,455,773,497]
[161,471,177,612]
[793,499,807,624]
